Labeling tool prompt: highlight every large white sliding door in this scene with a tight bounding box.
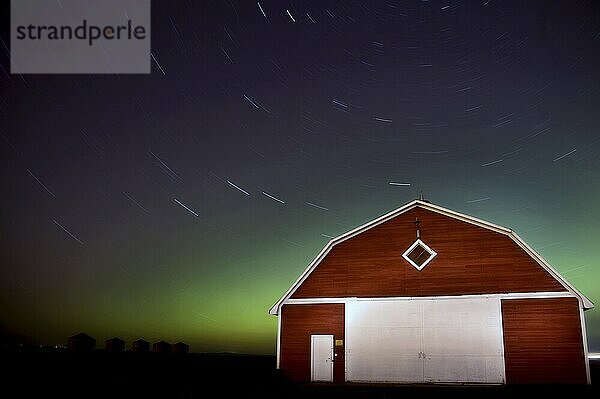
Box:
[345,298,505,383]
[346,300,423,382]
[421,299,505,383]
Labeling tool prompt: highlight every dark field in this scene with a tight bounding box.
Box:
[2,350,598,398]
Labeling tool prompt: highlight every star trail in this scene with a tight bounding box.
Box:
[1,0,599,354]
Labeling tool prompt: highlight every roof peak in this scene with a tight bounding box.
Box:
[418,191,431,203]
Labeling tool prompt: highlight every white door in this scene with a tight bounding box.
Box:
[346,300,424,382]
[422,298,505,383]
[423,299,504,383]
[345,298,505,383]
[311,335,334,382]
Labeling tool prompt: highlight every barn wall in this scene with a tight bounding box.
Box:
[292,207,565,298]
[280,304,344,382]
[501,297,587,384]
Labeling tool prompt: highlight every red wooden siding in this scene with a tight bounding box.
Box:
[280,304,345,382]
[292,207,565,298]
[501,298,587,384]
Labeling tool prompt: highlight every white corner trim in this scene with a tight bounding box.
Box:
[268,200,594,315]
[579,300,591,384]
[402,239,437,271]
[496,299,507,384]
[276,313,282,369]
[343,301,348,382]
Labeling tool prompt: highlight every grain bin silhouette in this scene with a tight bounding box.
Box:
[172,342,189,354]
[105,337,125,352]
[152,340,172,354]
[132,339,150,353]
[67,333,95,352]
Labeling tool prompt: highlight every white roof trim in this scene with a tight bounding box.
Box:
[284,291,577,304]
[268,200,594,315]
[509,231,593,309]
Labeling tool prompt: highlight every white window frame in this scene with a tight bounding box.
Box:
[402,239,437,271]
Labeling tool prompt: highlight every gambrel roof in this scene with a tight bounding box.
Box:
[269,200,594,315]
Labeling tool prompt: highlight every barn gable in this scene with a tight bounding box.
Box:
[269,200,593,315]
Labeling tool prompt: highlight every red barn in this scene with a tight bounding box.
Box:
[269,200,593,384]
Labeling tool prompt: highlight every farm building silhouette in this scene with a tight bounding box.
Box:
[172,342,189,354]
[153,341,172,354]
[132,339,150,352]
[67,333,95,352]
[105,337,125,352]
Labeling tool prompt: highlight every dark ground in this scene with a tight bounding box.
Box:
[1,349,598,398]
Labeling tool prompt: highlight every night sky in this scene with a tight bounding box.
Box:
[1,1,599,354]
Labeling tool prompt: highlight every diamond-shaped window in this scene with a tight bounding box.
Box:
[402,239,437,271]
